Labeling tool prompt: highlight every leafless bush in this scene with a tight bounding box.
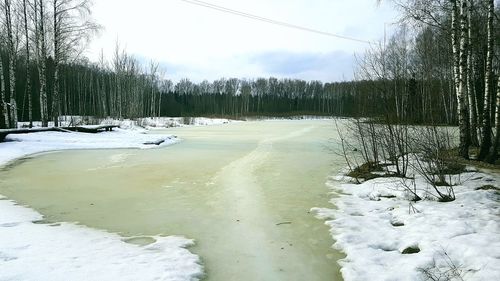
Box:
[351,118,381,166]
[410,126,461,202]
[418,249,465,281]
[378,123,411,176]
[338,118,411,180]
[399,177,422,201]
[335,119,363,183]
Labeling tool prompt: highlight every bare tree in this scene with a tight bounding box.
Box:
[3,0,18,128]
[478,0,494,160]
[51,0,99,126]
[149,60,158,117]
[486,76,500,163]
[35,0,48,127]
[455,0,471,159]
[466,0,478,146]
[22,0,32,127]
[0,41,8,128]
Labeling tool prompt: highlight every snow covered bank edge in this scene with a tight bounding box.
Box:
[312,168,500,281]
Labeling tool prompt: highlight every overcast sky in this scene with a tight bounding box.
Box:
[87,0,398,82]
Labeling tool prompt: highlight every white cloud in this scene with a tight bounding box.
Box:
[87,0,398,82]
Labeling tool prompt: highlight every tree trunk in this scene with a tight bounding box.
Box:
[454,0,470,158]
[451,0,460,103]
[23,0,33,128]
[52,0,60,127]
[53,60,60,126]
[0,51,9,128]
[37,0,49,127]
[485,76,500,163]
[478,0,494,160]
[4,0,18,128]
[467,0,478,146]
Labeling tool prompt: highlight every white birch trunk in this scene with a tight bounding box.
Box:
[37,0,48,127]
[52,0,60,126]
[454,0,470,158]
[467,0,478,146]
[23,0,33,127]
[4,0,18,128]
[0,51,9,128]
[479,0,494,160]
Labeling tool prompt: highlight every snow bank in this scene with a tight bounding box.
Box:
[18,116,238,130]
[243,115,334,121]
[0,128,178,166]
[0,127,204,280]
[0,197,203,281]
[101,117,237,129]
[313,167,500,280]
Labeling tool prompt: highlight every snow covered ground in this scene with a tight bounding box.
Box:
[313,164,500,281]
[0,128,178,166]
[18,116,238,130]
[243,115,334,121]
[0,125,204,280]
[0,197,202,281]
[101,117,236,129]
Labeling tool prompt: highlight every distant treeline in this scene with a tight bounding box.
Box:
[0,52,460,123]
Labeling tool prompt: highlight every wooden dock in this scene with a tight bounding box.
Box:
[0,125,119,142]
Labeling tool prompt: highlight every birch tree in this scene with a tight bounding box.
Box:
[149,61,158,117]
[23,0,32,127]
[466,0,478,146]
[51,0,98,126]
[478,0,494,160]
[35,0,48,127]
[0,43,8,128]
[3,0,18,128]
[456,0,471,159]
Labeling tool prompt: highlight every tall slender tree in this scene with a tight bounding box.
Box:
[4,0,18,128]
[35,0,48,127]
[456,0,471,158]
[23,0,33,127]
[0,43,8,128]
[486,76,500,163]
[467,0,478,146]
[478,0,494,160]
[51,0,99,126]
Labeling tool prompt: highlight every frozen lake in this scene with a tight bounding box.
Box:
[0,120,345,280]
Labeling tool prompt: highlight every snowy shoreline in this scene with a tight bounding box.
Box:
[313,164,500,281]
[0,124,206,280]
[0,128,179,167]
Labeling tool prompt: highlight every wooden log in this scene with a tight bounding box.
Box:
[143,139,165,146]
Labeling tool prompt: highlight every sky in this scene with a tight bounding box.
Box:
[86,0,398,83]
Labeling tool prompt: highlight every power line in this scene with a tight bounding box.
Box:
[178,0,372,44]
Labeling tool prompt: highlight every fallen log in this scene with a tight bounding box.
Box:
[143,139,166,146]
